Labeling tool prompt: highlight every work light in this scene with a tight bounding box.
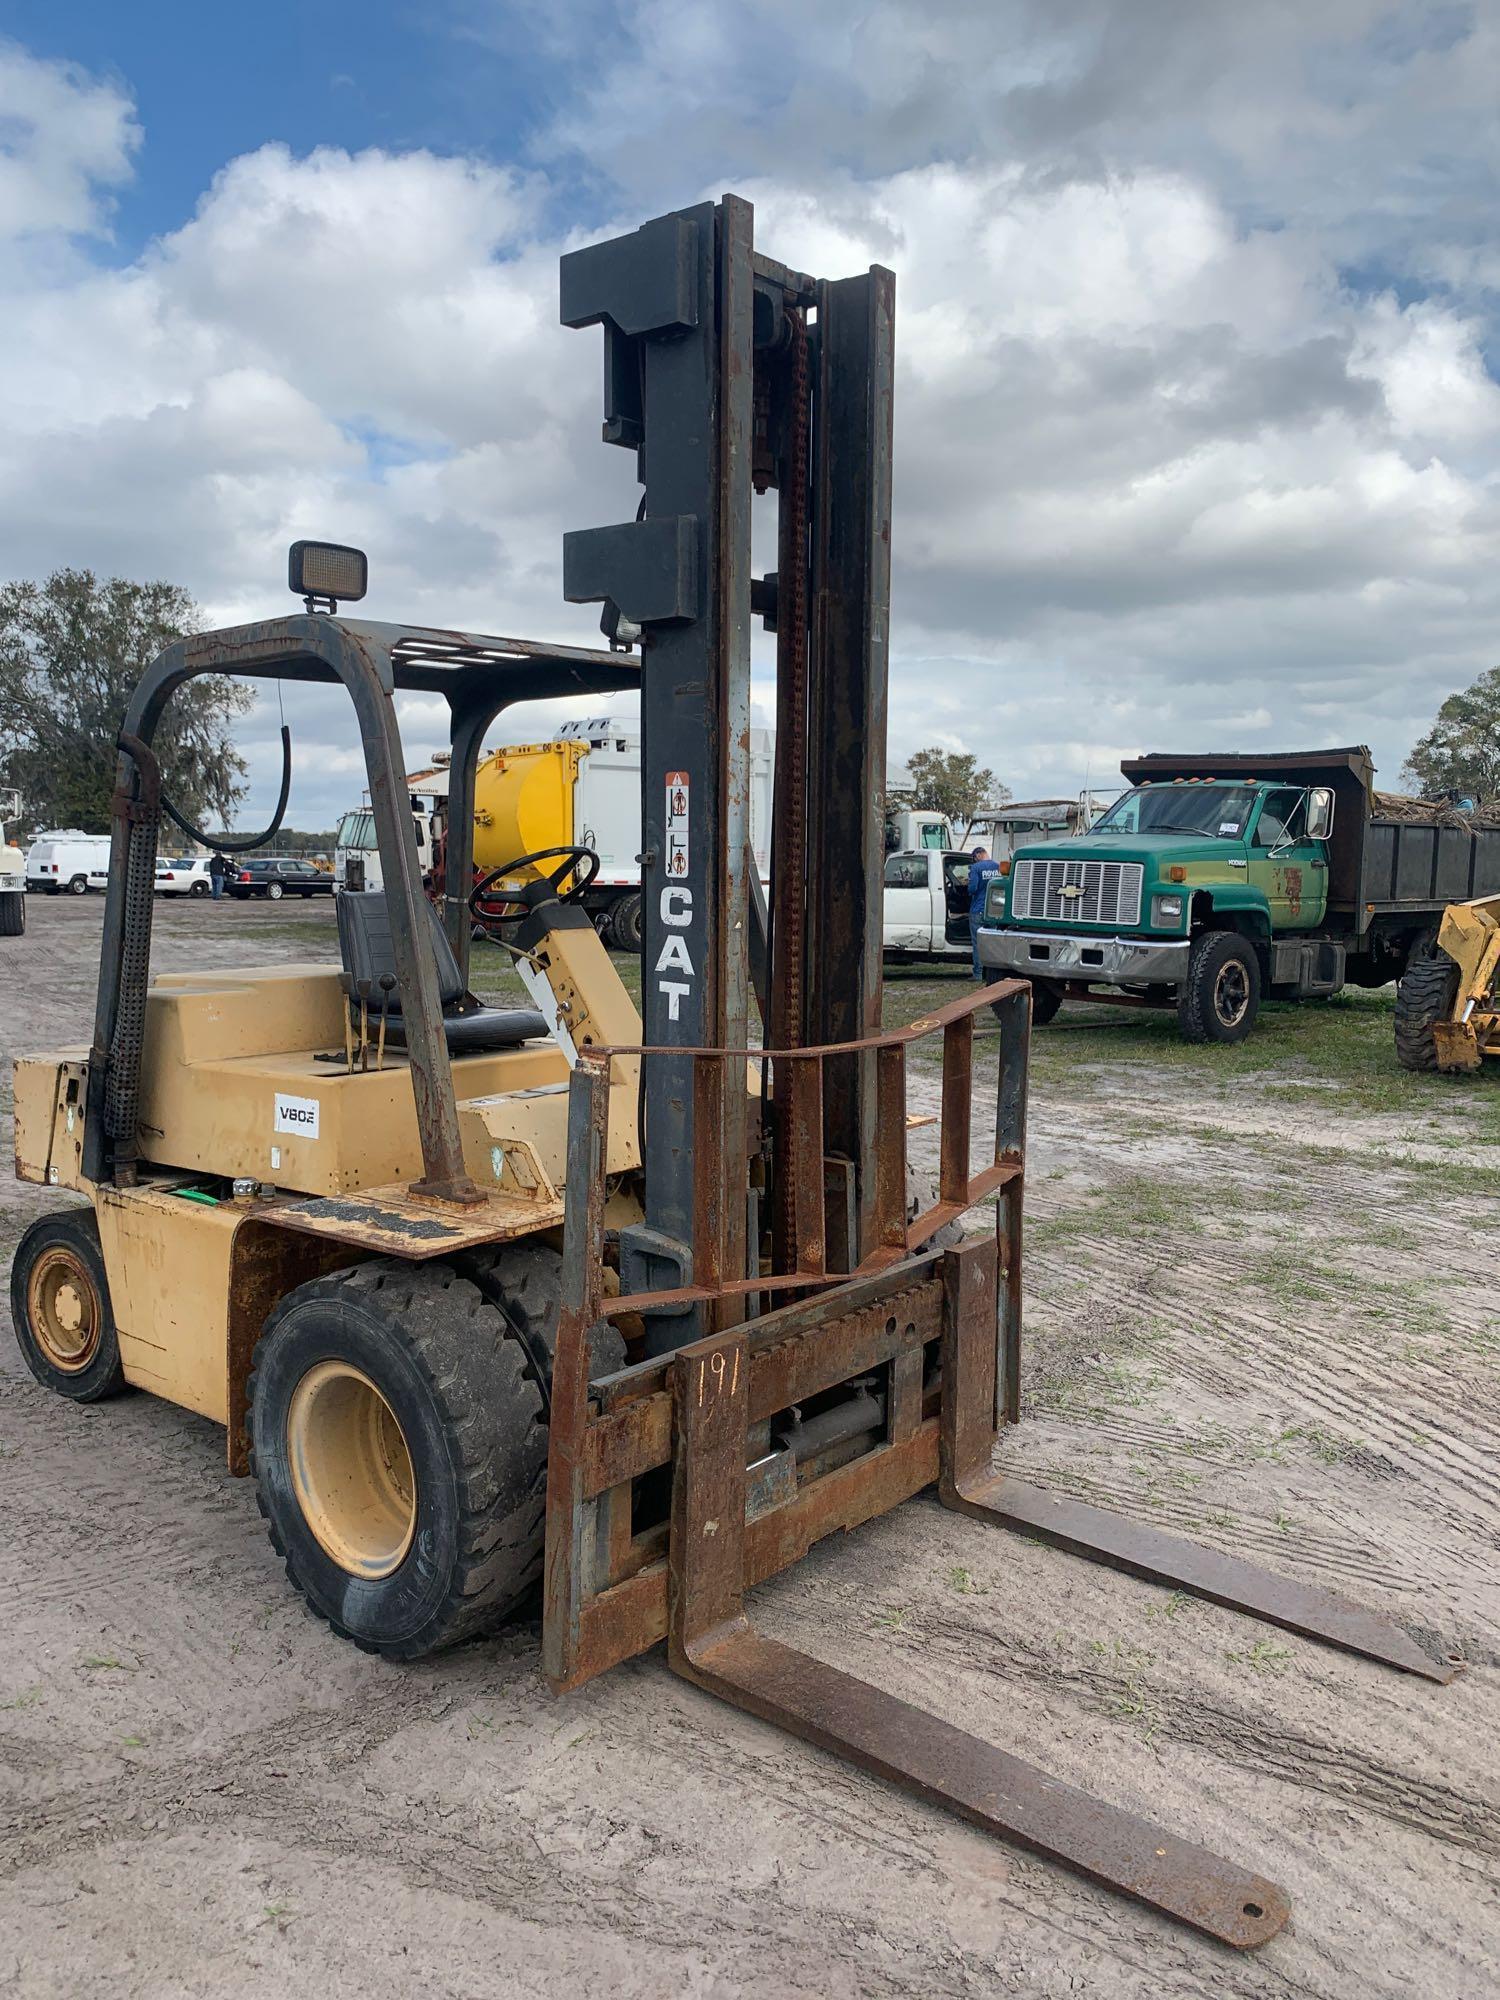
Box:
[288,541,368,612]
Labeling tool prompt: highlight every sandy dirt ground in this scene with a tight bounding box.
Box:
[1,895,1497,1999]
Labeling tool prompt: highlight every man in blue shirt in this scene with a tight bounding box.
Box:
[967,847,1000,979]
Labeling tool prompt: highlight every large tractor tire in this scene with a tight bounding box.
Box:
[248,1247,623,1660]
[1393,949,1460,1072]
[1178,932,1260,1044]
[10,1208,128,1402]
[609,891,644,953]
[0,891,23,935]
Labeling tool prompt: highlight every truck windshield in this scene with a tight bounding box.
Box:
[336,810,376,850]
[1092,785,1260,839]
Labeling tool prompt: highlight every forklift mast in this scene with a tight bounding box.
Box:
[561,196,893,1349]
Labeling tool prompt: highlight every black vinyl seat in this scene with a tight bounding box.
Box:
[336,891,548,1055]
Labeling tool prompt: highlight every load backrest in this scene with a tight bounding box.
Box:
[336,891,465,1012]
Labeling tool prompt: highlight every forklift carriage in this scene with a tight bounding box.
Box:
[9,194,1454,1953]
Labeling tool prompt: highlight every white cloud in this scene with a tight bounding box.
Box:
[0,42,139,242]
[1,11,1498,828]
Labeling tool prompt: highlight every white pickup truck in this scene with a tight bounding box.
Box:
[883,797,1113,962]
[0,789,23,936]
[883,848,977,962]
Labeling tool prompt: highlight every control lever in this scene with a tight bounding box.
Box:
[356,979,371,1073]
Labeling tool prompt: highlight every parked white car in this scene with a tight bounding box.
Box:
[25,831,112,895]
[155,856,213,897]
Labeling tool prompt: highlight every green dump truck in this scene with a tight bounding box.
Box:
[976,748,1500,1043]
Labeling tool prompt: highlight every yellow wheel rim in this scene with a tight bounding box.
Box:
[286,1361,416,1580]
[28,1247,102,1374]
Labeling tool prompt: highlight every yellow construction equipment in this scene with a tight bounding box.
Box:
[1394,892,1500,1072]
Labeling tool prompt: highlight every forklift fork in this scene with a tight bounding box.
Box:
[666,1248,1289,1951]
[542,995,1450,1949]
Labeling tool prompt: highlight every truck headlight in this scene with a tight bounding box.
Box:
[1152,893,1185,926]
[987,880,1006,919]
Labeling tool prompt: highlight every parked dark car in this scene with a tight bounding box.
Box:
[226,858,334,901]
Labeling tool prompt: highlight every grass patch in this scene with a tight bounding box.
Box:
[1022,984,1500,1137]
[1224,1638,1293,1676]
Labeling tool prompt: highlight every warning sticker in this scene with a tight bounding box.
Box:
[274,1093,321,1139]
[665,770,690,880]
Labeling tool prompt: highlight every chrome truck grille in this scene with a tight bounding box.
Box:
[1011,857,1143,926]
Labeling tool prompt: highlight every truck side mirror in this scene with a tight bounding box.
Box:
[1306,788,1335,840]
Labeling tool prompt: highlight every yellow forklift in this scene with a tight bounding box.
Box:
[10,195,1453,1949]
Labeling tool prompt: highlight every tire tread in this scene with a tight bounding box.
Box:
[248,1244,621,1658]
[1393,950,1460,1072]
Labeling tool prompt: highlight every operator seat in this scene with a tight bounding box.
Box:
[336,891,548,1055]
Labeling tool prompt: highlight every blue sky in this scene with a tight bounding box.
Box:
[1,3,1497,828]
[2,1,560,254]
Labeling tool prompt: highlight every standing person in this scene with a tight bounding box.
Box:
[208,850,229,901]
[967,846,1000,980]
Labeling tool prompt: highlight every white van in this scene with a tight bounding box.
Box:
[25,831,113,895]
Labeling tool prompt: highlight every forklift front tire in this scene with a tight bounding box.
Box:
[10,1209,128,1402]
[249,1259,556,1660]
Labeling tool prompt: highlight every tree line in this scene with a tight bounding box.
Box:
[2,568,1497,839]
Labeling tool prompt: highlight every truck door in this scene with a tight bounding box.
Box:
[1249,787,1327,931]
[941,851,974,947]
[883,851,936,950]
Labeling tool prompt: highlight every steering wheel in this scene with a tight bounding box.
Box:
[469,845,601,935]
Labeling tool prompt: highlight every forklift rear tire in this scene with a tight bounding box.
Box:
[1178,932,1260,1044]
[0,892,23,935]
[248,1252,620,1660]
[10,1209,128,1402]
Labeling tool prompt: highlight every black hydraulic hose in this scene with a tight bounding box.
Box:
[159,723,292,853]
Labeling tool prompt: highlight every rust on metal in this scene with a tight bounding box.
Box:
[769,307,813,1275]
[679,1625,1289,1947]
[937,1239,1453,1683]
[580,1279,941,1499]
[962,1479,1456,1684]
[659,1248,1288,1950]
[257,1182,563,1259]
[541,1053,610,1691]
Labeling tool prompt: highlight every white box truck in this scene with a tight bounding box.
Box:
[335,718,774,952]
[472,718,774,950]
